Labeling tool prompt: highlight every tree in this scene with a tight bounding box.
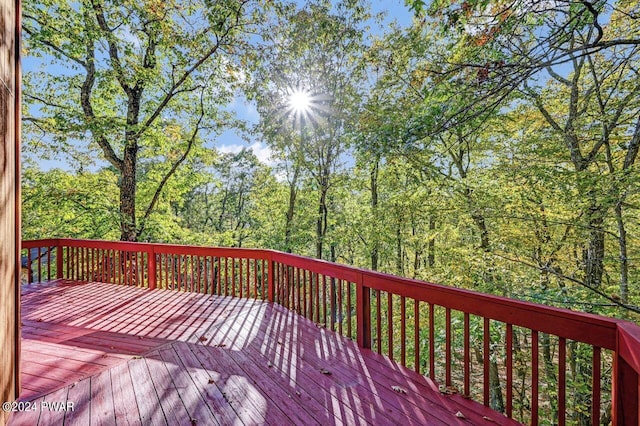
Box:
[23,0,271,241]
[249,0,371,260]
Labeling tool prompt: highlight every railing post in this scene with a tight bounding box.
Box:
[613,355,639,425]
[267,252,274,303]
[356,271,371,349]
[56,242,63,280]
[613,324,640,425]
[148,246,157,290]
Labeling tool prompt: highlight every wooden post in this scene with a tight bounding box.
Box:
[356,272,371,349]
[0,0,20,421]
[147,248,157,290]
[56,242,63,279]
[267,252,274,303]
[612,355,639,425]
[613,323,640,425]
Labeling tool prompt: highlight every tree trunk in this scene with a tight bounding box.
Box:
[119,143,138,241]
[583,201,605,288]
[284,165,299,253]
[395,213,403,275]
[370,159,379,271]
[616,202,629,304]
[316,184,328,259]
[428,216,435,268]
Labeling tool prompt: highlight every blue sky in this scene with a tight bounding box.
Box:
[23,0,415,170]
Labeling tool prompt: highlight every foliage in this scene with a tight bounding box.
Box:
[23,0,274,241]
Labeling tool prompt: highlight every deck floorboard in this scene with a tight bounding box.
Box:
[9,280,521,425]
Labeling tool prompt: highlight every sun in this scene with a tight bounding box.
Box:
[288,89,312,114]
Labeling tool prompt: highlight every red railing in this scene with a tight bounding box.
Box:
[21,238,640,425]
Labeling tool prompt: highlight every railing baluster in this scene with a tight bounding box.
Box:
[306,270,312,319]
[302,269,313,319]
[464,312,470,397]
[400,296,406,367]
[592,346,601,425]
[79,247,83,281]
[74,247,78,281]
[414,299,420,374]
[158,254,163,290]
[217,256,222,295]
[252,258,256,299]
[376,289,382,354]
[47,246,52,281]
[314,272,319,322]
[445,307,451,386]
[347,280,352,339]
[330,277,335,332]
[297,268,302,314]
[506,324,513,417]
[197,256,202,293]
[189,255,194,293]
[238,257,243,298]
[558,337,566,426]
[170,255,175,290]
[66,246,71,280]
[37,247,42,283]
[322,274,328,326]
[91,248,95,281]
[57,244,63,280]
[484,317,490,406]
[27,248,32,283]
[388,292,393,361]
[277,263,283,305]
[263,258,267,300]
[429,303,435,380]
[532,330,539,426]
[338,279,343,336]
[224,257,228,296]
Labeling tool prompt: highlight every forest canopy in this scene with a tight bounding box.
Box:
[22,0,640,321]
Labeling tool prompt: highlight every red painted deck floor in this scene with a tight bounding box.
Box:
[9,280,520,425]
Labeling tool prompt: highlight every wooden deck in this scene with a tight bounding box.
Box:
[9,280,519,425]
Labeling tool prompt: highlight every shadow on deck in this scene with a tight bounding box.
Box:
[9,280,517,425]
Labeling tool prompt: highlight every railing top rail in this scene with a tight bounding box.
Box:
[24,238,270,259]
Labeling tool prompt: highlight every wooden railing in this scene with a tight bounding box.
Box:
[21,238,640,425]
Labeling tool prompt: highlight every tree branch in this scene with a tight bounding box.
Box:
[89,0,131,95]
[494,252,640,314]
[136,93,206,238]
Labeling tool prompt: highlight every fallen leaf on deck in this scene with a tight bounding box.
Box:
[439,385,459,395]
[391,386,407,394]
[320,368,332,375]
[36,318,43,322]
[455,411,466,419]
[208,378,214,384]
[198,336,208,342]
[214,343,226,347]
